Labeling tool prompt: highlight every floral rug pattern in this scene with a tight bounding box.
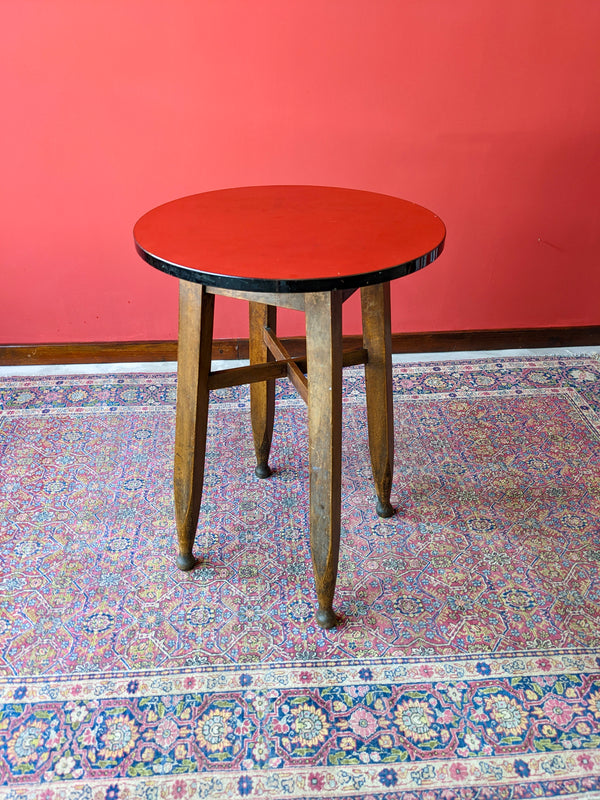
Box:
[1,355,599,798]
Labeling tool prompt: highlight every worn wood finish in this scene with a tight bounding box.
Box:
[205,346,368,391]
[173,282,215,571]
[340,347,369,369]
[361,282,395,518]
[305,291,344,629]
[263,326,294,361]
[207,285,306,312]
[263,326,309,404]
[249,303,277,478]
[208,360,289,390]
[208,281,356,310]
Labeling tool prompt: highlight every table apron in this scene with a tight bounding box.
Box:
[205,284,359,312]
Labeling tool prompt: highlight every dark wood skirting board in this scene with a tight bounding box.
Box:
[1,327,598,366]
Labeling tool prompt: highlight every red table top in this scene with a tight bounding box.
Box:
[134,185,446,293]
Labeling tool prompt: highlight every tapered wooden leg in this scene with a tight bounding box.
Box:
[174,282,215,570]
[305,291,343,629]
[361,281,395,518]
[249,302,277,478]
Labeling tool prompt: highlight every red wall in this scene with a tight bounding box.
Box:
[2,0,599,344]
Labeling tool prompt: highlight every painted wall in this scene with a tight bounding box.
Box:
[2,0,599,344]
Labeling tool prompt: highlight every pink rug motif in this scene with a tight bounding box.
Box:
[0,355,599,798]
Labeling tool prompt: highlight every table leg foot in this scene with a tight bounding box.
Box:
[376,500,395,518]
[176,552,197,571]
[316,606,340,629]
[254,464,272,479]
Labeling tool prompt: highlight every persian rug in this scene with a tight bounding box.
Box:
[1,354,600,800]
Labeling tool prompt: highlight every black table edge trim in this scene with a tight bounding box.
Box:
[134,237,446,294]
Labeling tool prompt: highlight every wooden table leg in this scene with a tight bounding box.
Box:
[249,302,277,478]
[174,282,215,571]
[305,291,343,628]
[360,281,395,518]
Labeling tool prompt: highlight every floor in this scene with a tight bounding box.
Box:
[0,345,597,377]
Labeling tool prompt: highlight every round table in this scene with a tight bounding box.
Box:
[134,185,446,628]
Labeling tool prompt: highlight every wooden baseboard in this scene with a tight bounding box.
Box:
[0,326,598,366]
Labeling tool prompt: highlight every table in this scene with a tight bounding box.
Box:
[134,185,446,628]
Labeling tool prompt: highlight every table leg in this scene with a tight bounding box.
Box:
[360,282,395,518]
[305,291,343,628]
[174,282,215,571]
[249,302,277,478]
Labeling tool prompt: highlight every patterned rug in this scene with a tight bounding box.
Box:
[1,354,600,799]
